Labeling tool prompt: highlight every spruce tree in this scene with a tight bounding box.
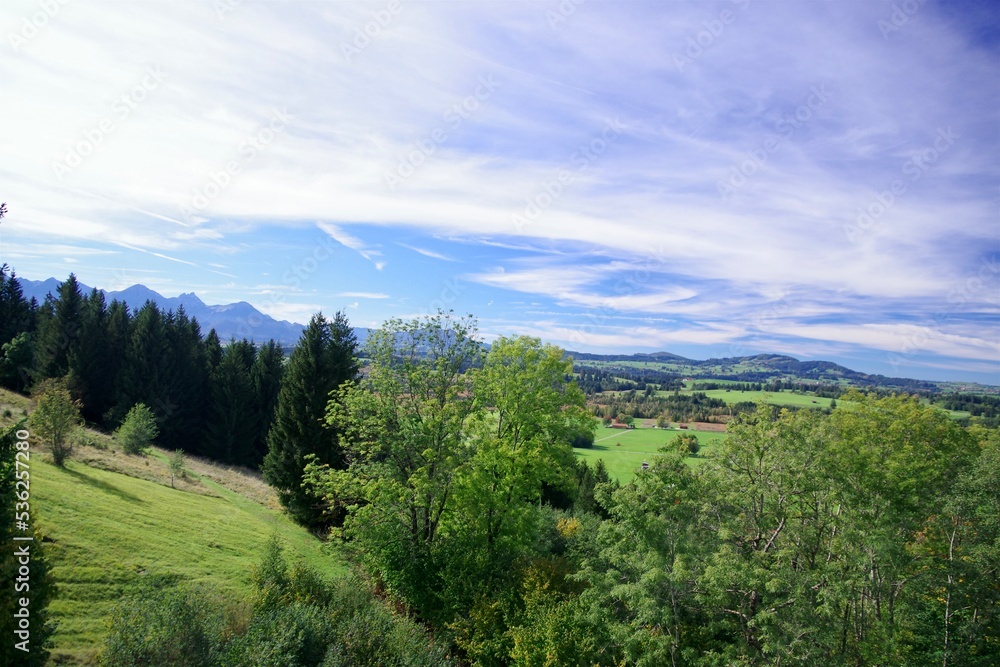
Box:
[159,308,209,452]
[110,301,168,427]
[203,345,257,465]
[35,274,84,379]
[67,289,109,422]
[204,329,223,371]
[0,264,31,348]
[250,339,284,465]
[263,312,357,527]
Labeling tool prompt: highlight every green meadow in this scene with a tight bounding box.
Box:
[687,388,836,409]
[575,424,728,481]
[31,450,347,664]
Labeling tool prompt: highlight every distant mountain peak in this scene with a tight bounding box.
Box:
[16,277,307,344]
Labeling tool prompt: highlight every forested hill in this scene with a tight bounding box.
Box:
[18,277,307,343]
[566,350,944,392]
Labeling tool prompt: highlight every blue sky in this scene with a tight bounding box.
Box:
[1,0,998,383]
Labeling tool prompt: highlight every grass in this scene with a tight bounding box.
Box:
[0,387,348,666]
[34,453,347,665]
[688,388,836,410]
[574,424,728,481]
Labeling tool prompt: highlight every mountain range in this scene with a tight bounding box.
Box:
[16,277,309,344]
[15,277,994,391]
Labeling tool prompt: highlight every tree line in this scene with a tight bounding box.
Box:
[0,269,291,468]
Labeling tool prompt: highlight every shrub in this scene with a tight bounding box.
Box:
[115,403,159,455]
[100,585,220,667]
[30,378,81,467]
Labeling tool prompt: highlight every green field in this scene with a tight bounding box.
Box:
[32,451,347,664]
[574,425,727,481]
[683,388,837,410]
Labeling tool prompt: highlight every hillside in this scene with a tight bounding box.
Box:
[1,389,347,665]
[569,350,952,392]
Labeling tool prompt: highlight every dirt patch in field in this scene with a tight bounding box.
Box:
[689,421,727,432]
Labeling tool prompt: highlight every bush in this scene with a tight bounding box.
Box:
[30,378,81,467]
[115,403,159,455]
[100,585,221,667]
[224,603,333,667]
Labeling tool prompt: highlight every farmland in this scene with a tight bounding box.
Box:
[574,423,728,481]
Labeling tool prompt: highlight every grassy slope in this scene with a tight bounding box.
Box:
[34,455,347,664]
[0,385,347,665]
[574,425,727,481]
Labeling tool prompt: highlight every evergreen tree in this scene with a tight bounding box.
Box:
[159,308,209,452]
[67,289,110,422]
[263,312,357,528]
[204,329,223,372]
[100,300,132,425]
[110,301,168,427]
[250,339,284,465]
[35,274,84,379]
[203,345,257,465]
[0,264,32,349]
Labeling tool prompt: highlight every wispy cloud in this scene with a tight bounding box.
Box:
[396,243,456,262]
[316,222,385,270]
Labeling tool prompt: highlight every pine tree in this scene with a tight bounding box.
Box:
[250,339,284,465]
[67,289,110,422]
[203,345,257,465]
[158,308,209,452]
[109,301,168,427]
[35,274,84,379]
[204,329,223,371]
[263,312,357,527]
[100,300,132,425]
[0,264,31,348]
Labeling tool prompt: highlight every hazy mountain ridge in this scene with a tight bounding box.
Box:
[14,278,982,390]
[568,350,945,392]
[17,277,307,344]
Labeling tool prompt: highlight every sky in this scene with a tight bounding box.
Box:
[1,0,998,384]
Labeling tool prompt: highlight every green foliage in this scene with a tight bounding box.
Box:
[264,312,358,528]
[0,423,57,666]
[204,343,257,465]
[168,449,185,487]
[670,432,700,455]
[99,539,451,667]
[0,330,33,392]
[115,403,160,455]
[30,377,81,466]
[99,584,222,667]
